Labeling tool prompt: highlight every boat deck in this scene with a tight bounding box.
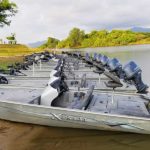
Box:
[88,93,150,117]
[0,88,42,103]
[52,91,150,118]
[7,79,48,88]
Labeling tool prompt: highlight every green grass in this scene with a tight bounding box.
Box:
[0,44,57,70]
[0,56,24,69]
[0,44,43,70]
[0,44,43,56]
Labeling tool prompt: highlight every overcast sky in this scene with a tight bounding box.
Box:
[0,0,150,44]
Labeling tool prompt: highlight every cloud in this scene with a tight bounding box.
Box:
[0,0,150,44]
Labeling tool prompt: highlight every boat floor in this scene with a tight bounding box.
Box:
[66,79,136,92]
[53,92,150,118]
[87,93,150,117]
[0,88,42,103]
[6,79,48,88]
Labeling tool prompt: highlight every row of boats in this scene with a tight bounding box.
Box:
[0,51,150,134]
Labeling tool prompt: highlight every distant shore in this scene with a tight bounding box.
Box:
[59,43,150,53]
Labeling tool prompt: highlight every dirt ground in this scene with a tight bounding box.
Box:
[1,119,150,150]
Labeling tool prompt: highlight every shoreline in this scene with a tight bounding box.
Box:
[59,44,150,53]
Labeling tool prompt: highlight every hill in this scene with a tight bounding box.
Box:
[131,27,150,33]
[28,41,46,48]
[0,44,41,56]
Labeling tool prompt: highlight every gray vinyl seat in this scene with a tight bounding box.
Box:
[68,85,94,110]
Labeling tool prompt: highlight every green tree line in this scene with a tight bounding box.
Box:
[41,28,150,49]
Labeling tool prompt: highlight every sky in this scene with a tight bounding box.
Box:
[0,0,150,44]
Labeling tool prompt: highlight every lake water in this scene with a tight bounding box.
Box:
[82,44,150,85]
[1,44,150,150]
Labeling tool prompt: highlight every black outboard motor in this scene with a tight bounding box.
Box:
[107,58,123,78]
[123,61,148,93]
[84,53,93,67]
[96,54,103,63]
[76,52,82,59]
[22,62,30,70]
[85,53,90,61]
[100,55,109,66]
[54,66,67,79]
[93,53,97,61]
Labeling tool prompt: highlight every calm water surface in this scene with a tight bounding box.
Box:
[85,44,150,85]
[1,45,150,150]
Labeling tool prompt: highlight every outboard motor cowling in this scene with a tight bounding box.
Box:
[107,58,123,78]
[123,61,148,93]
[96,54,103,63]
[93,53,97,61]
[85,53,90,61]
[101,55,109,66]
[107,58,121,71]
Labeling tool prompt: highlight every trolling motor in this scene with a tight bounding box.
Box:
[15,63,29,70]
[0,75,8,84]
[7,64,26,76]
[53,65,67,80]
[49,59,63,77]
[40,52,51,62]
[123,61,148,94]
[44,51,52,60]
[50,58,68,78]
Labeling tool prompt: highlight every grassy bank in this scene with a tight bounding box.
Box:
[0,44,42,56]
[0,56,24,69]
[0,44,44,69]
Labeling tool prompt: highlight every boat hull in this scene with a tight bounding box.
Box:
[0,100,150,134]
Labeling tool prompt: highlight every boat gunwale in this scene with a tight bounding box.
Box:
[0,99,150,121]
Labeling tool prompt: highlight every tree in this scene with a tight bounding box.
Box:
[6,33,17,44]
[0,0,17,27]
[57,28,85,48]
[67,28,85,47]
[40,37,60,48]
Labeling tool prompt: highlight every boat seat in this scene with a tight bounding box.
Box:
[104,71,121,84]
[93,69,104,75]
[85,64,93,68]
[68,85,94,110]
[105,81,123,89]
[94,63,105,71]
[70,80,79,86]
